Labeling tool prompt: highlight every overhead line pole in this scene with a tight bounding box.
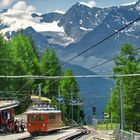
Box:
[58,86,61,110]
[110,88,113,129]
[38,84,41,107]
[120,80,124,130]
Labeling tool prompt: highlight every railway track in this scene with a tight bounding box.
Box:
[17,126,79,140]
[58,127,90,140]
[2,126,91,140]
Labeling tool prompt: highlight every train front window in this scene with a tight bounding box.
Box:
[38,115,44,121]
[29,115,36,121]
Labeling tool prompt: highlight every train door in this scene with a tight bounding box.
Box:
[27,114,37,133]
[37,114,46,132]
[28,114,46,133]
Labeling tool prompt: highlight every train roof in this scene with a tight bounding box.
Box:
[27,107,61,114]
[31,95,51,103]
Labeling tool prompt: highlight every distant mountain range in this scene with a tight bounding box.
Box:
[64,63,114,122]
[1,1,140,72]
[0,0,140,123]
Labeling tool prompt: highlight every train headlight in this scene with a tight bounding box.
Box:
[43,123,45,126]
[29,123,31,126]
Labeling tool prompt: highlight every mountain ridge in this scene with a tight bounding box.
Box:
[0,1,140,122]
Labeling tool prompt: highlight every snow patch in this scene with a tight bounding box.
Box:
[0,8,64,34]
[54,10,65,14]
[106,24,110,28]
[80,27,92,31]
[79,19,82,24]
[44,32,75,46]
[79,1,96,8]
[34,21,64,32]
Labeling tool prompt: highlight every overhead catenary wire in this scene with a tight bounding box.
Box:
[66,16,140,63]
[89,46,140,70]
[3,84,140,101]
[0,73,140,79]
[42,16,140,90]
[14,15,140,94]
[2,84,140,96]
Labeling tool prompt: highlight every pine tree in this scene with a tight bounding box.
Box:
[40,48,62,98]
[107,44,140,131]
[10,32,39,98]
[0,34,12,97]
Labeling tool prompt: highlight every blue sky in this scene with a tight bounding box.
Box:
[0,0,137,13]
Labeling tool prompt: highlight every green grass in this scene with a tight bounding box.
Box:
[97,123,118,130]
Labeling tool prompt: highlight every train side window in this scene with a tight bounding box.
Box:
[38,115,44,121]
[59,114,61,121]
[56,114,58,121]
[56,114,59,121]
[48,114,55,120]
[57,114,59,121]
[29,115,36,121]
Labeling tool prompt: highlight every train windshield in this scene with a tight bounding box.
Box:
[29,114,45,122]
[29,115,36,121]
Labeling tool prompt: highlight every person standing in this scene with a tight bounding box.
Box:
[20,118,25,133]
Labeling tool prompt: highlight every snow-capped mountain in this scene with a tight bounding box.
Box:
[58,2,114,41]
[1,0,140,123]
[0,1,140,70]
[1,0,140,72]
[0,2,113,46]
[53,1,140,73]
[0,9,64,33]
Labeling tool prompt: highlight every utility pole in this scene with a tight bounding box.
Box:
[110,88,112,129]
[120,80,124,130]
[38,84,41,107]
[71,87,73,121]
[58,86,61,110]
[77,95,79,124]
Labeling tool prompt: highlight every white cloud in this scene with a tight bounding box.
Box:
[12,1,35,12]
[0,0,17,8]
[80,0,96,8]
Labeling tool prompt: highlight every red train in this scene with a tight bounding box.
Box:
[26,107,62,134]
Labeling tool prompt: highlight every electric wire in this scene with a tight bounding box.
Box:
[8,15,140,95]
[89,46,140,70]
[65,16,140,63]
[1,73,140,79]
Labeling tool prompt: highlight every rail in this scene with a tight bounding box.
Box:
[64,128,90,140]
